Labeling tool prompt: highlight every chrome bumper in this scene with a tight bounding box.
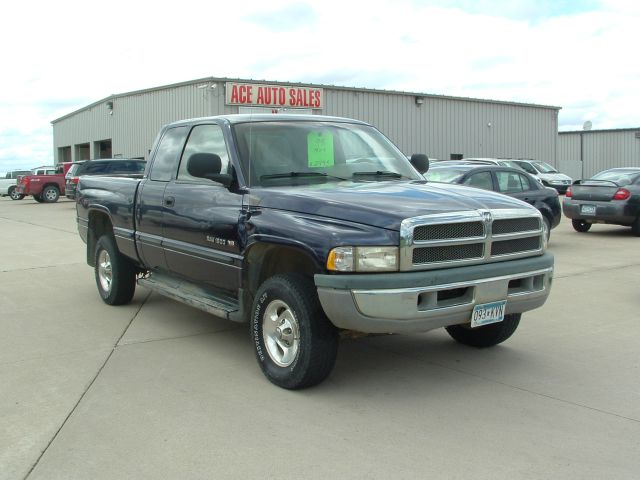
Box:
[315,253,554,334]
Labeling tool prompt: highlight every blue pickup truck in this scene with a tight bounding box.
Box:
[76,114,554,389]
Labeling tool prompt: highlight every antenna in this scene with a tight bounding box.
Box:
[583,120,592,131]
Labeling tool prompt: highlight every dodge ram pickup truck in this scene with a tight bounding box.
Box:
[76,114,554,389]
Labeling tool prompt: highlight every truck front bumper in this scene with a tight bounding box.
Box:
[314,253,554,334]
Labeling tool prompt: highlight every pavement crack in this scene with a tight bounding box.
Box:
[0,215,77,235]
[554,261,640,279]
[1,263,84,273]
[117,324,243,347]
[22,291,151,480]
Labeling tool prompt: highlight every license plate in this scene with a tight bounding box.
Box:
[471,300,506,328]
[581,205,596,215]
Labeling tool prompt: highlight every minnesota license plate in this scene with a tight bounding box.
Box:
[471,300,506,328]
[581,205,596,215]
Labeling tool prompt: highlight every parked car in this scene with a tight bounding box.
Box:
[425,164,561,239]
[14,165,69,203]
[509,160,572,193]
[1,170,32,200]
[66,159,146,199]
[463,157,525,169]
[562,167,640,235]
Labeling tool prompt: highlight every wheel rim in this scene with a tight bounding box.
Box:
[262,299,300,367]
[10,189,20,200]
[44,189,56,201]
[97,249,113,293]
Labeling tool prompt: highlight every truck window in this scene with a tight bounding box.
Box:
[150,127,188,182]
[177,124,230,182]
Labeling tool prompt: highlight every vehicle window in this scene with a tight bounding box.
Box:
[496,171,528,193]
[150,127,188,182]
[462,172,493,190]
[592,170,640,185]
[177,124,230,182]
[531,161,558,173]
[424,168,466,183]
[108,161,146,174]
[517,162,537,175]
[80,162,109,175]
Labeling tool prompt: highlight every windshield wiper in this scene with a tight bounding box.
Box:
[352,170,404,179]
[260,171,346,181]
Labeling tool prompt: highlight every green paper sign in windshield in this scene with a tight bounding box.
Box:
[307,131,334,168]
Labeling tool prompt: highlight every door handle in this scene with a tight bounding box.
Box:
[164,196,175,207]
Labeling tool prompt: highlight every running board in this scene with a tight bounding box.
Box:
[138,273,242,322]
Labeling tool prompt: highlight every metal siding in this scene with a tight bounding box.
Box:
[53,80,559,167]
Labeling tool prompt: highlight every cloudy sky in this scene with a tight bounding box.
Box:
[1,0,638,172]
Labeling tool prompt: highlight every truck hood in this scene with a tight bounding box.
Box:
[250,181,536,230]
[537,172,572,182]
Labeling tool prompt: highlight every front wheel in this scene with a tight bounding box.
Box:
[94,235,136,305]
[9,187,24,200]
[33,194,44,203]
[251,274,338,389]
[445,313,521,348]
[41,186,60,203]
[572,219,591,232]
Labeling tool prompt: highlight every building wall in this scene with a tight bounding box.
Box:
[558,129,640,180]
[53,78,560,166]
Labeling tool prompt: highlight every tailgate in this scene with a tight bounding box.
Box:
[570,183,619,202]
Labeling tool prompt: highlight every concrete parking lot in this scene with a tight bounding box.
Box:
[1,196,639,480]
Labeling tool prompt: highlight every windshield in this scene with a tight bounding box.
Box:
[591,169,640,186]
[233,121,422,187]
[424,168,466,183]
[531,161,558,174]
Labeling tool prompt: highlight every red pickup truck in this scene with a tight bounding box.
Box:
[14,163,72,203]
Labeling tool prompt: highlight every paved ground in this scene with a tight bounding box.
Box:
[1,196,639,480]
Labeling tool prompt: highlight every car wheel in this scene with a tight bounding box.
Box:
[9,187,24,200]
[94,235,136,305]
[41,186,60,203]
[631,216,640,237]
[32,194,44,203]
[572,219,591,233]
[445,313,521,348]
[251,274,338,389]
[542,216,551,241]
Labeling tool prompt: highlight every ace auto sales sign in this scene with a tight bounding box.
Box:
[225,82,323,109]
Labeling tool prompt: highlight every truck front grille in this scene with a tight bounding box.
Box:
[400,209,544,271]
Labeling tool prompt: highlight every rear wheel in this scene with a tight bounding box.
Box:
[42,186,60,203]
[446,313,521,348]
[251,274,338,389]
[94,235,136,305]
[572,219,591,233]
[9,187,24,200]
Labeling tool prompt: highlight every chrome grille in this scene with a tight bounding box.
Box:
[491,237,541,256]
[413,222,484,241]
[400,209,544,271]
[492,218,540,235]
[413,244,484,264]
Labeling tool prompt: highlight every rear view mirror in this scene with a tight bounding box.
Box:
[187,153,233,187]
[410,154,429,174]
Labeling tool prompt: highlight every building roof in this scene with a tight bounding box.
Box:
[51,76,562,124]
[559,127,640,134]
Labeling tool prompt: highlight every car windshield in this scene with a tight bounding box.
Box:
[233,121,422,187]
[591,170,640,185]
[499,160,522,169]
[424,168,467,183]
[532,161,558,173]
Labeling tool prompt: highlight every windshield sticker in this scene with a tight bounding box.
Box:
[307,132,334,168]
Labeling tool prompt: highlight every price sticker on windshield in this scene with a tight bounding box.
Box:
[307,132,334,168]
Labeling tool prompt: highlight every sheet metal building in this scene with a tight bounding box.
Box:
[558,128,640,180]
[52,77,561,166]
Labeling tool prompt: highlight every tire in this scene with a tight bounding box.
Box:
[445,313,521,348]
[572,219,591,233]
[94,235,136,305]
[32,194,44,203]
[9,186,24,200]
[251,274,338,389]
[631,216,640,237]
[41,186,60,203]
[542,216,551,241]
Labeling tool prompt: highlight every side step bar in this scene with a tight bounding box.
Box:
[138,273,244,322]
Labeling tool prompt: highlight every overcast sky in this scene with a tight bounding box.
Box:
[1,0,638,172]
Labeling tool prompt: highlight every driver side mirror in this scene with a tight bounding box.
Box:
[187,153,233,187]
[410,154,429,174]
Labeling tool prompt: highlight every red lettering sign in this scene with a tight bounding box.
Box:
[226,82,323,109]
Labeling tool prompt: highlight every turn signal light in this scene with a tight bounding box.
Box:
[565,187,572,198]
[613,188,630,200]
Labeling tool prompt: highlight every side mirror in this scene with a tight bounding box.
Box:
[410,154,429,174]
[187,153,233,187]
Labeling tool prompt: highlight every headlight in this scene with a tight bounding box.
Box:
[548,180,562,185]
[327,246,399,272]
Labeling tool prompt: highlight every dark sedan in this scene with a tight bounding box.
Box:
[425,164,561,238]
[562,167,640,235]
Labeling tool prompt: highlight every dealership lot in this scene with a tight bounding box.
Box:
[1,197,639,480]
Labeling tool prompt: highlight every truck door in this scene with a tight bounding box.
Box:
[136,126,189,270]
[162,123,243,293]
